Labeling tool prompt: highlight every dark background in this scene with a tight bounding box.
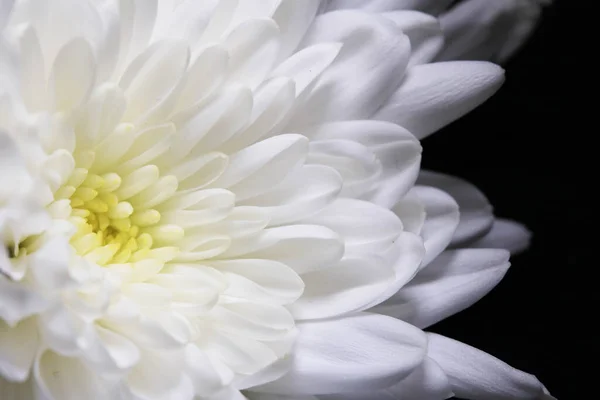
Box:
[423,1,584,399]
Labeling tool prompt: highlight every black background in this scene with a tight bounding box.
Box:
[423,1,584,399]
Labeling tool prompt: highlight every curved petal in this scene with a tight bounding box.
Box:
[436,0,547,64]
[418,171,494,247]
[427,333,556,400]
[374,61,505,140]
[305,120,421,208]
[286,10,411,129]
[324,0,455,15]
[289,256,395,320]
[255,313,427,395]
[410,186,459,268]
[383,11,445,66]
[0,318,38,382]
[467,219,532,255]
[372,249,510,329]
[319,358,453,400]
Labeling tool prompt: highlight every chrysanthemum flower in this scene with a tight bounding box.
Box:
[0,1,552,399]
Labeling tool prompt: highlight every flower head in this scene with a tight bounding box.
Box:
[1,1,552,399]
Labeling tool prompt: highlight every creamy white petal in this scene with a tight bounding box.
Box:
[467,219,532,255]
[273,0,321,61]
[374,61,505,140]
[0,130,33,201]
[286,10,411,129]
[410,186,459,268]
[418,171,494,247]
[428,333,556,400]
[255,313,427,394]
[49,37,96,112]
[0,318,38,382]
[372,249,510,329]
[383,11,444,66]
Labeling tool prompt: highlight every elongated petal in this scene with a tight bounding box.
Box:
[428,333,556,400]
[374,61,505,139]
[410,186,459,268]
[320,358,453,400]
[373,249,510,329]
[418,171,494,247]
[383,11,444,66]
[305,120,421,208]
[437,0,548,63]
[255,313,427,394]
[467,219,532,255]
[324,0,455,15]
[0,318,38,382]
[286,10,411,129]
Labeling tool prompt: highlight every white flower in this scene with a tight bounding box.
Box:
[325,0,552,63]
[0,1,552,400]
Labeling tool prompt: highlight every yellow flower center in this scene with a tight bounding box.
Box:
[53,161,182,267]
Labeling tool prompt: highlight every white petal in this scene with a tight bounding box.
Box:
[0,130,33,201]
[467,219,532,255]
[418,171,494,247]
[374,61,505,139]
[305,198,403,255]
[0,318,38,382]
[209,259,304,305]
[324,0,455,15]
[273,0,322,60]
[116,0,158,73]
[320,358,452,400]
[209,134,308,201]
[286,10,411,129]
[427,333,556,400]
[307,139,381,199]
[16,25,47,112]
[306,120,421,208]
[437,0,546,64]
[271,43,342,98]
[0,0,14,31]
[411,186,459,267]
[255,313,427,395]
[218,225,344,275]
[290,255,395,320]
[36,350,118,400]
[120,39,190,123]
[0,279,47,326]
[373,249,510,329]
[49,37,96,112]
[383,11,444,66]
[224,18,280,89]
[220,77,296,154]
[76,84,126,149]
[242,165,342,226]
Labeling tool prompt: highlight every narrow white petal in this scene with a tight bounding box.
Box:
[410,186,459,268]
[374,61,505,140]
[0,130,33,201]
[319,358,453,400]
[418,171,494,247]
[373,249,510,329]
[49,38,96,112]
[428,333,556,400]
[324,0,455,15]
[286,10,411,129]
[467,219,532,255]
[273,0,322,60]
[383,11,444,66]
[255,313,427,395]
